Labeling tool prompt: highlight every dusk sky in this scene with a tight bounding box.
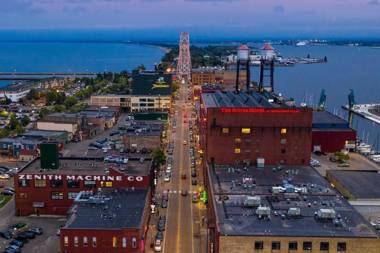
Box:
[1,0,380,39]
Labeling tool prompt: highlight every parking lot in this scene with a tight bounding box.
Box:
[0,199,65,253]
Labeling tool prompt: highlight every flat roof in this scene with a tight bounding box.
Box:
[20,157,151,176]
[312,111,351,129]
[65,188,148,230]
[201,90,294,109]
[21,130,68,138]
[328,170,380,200]
[208,164,379,238]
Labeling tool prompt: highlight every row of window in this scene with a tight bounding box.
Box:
[19,179,112,188]
[222,127,288,135]
[234,148,287,154]
[254,241,346,251]
[64,236,138,248]
[19,192,80,200]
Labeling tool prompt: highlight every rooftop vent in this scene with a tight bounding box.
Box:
[244,196,261,207]
[288,207,301,217]
[316,208,336,220]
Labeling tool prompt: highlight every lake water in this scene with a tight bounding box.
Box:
[0,40,379,149]
[0,41,165,87]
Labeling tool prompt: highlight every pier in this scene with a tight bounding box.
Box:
[0,72,97,80]
[342,103,380,125]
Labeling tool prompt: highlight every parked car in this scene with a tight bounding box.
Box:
[5,245,20,253]
[28,227,43,235]
[164,173,171,182]
[191,170,197,178]
[157,219,166,231]
[161,199,168,208]
[155,231,164,240]
[181,190,188,197]
[20,231,35,239]
[9,240,23,248]
[0,230,12,239]
[1,190,14,196]
[154,239,162,252]
[192,193,199,203]
[191,179,197,186]
[14,234,28,243]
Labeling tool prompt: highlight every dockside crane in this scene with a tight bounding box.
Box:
[348,89,355,127]
[317,89,327,111]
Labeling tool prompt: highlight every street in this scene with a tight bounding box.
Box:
[146,81,206,253]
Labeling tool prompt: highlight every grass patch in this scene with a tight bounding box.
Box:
[0,195,12,208]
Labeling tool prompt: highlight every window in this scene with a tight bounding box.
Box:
[320,242,329,251]
[241,128,251,134]
[234,138,241,143]
[234,148,241,154]
[52,192,64,200]
[281,149,286,154]
[281,128,287,134]
[64,236,69,247]
[50,179,63,188]
[122,237,127,248]
[84,180,96,188]
[83,236,88,247]
[289,241,298,250]
[132,237,137,248]
[303,241,312,250]
[280,139,287,144]
[19,193,28,199]
[112,237,117,248]
[101,181,113,187]
[74,236,79,247]
[67,180,80,188]
[337,242,346,251]
[92,237,97,248]
[68,192,79,200]
[34,179,46,187]
[254,241,264,250]
[18,179,30,187]
[272,241,281,250]
[222,127,229,134]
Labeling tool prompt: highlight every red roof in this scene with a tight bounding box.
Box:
[19,149,37,156]
[237,44,250,50]
[262,43,274,51]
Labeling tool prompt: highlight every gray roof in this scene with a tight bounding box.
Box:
[66,188,148,230]
[201,90,293,109]
[312,111,351,130]
[328,170,380,200]
[209,164,379,238]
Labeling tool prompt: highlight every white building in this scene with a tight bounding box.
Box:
[0,85,31,102]
[261,43,277,60]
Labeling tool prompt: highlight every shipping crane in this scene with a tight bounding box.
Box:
[317,89,327,111]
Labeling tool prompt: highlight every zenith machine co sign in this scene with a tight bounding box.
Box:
[18,174,144,182]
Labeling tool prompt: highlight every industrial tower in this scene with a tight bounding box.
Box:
[177,32,192,82]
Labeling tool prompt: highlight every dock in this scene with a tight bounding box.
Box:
[342,103,380,125]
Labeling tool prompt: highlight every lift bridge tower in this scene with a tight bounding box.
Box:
[177,32,192,83]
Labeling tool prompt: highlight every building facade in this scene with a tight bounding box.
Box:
[14,157,153,216]
[200,91,312,166]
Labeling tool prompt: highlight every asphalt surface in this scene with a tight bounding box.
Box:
[146,82,206,253]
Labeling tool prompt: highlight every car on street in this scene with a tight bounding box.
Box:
[192,193,199,203]
[157,219,166,231]
[155,231,164,240]
[183,140,187,145]
[161,199,168,208]
[9,240,23,248]
[192,179,197,186]
[154,239,162,252]
[164,173,171,182]
[191,170,197,177]
[338,162,350,167]
[181,190,188,197]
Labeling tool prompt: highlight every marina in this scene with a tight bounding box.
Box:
[343,103,380,125]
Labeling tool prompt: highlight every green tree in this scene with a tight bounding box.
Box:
[151,147,166,169]
[20,115,31,126]
[39,108,50,118]
[26,88,39,100]
[15,124,24,134]
[64,96,78,108]
[0,128,9,138]
[8,113,20,131]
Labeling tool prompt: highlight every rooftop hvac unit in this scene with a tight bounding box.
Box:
[244,196,261,207]
[317,209,336,220]
[256,206,271,217]
[272,186,285,194]
[257,158,265,168]
[288,207,301,217]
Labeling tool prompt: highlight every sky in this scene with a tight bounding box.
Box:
[0,0,380,40]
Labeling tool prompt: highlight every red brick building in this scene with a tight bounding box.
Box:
[14,157,153,216]
[312,111,356,153]
[60,188,150,253]
[199,90,313,166]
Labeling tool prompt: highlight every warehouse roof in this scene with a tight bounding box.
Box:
[208,164,379,238]
[65,188,148,229]
[20,157,151,176]
[201,90,296,109]
[327,170,380,200]
[312,111,352,130]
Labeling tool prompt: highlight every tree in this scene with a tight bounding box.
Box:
[20,115,31,126]
[8,113,20,131]
[26,88,39,100]
[0,128,9,138]
[64,96,78,108]
[151,147,166,169]
[39,108,50,118]
[15,124,24,134]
